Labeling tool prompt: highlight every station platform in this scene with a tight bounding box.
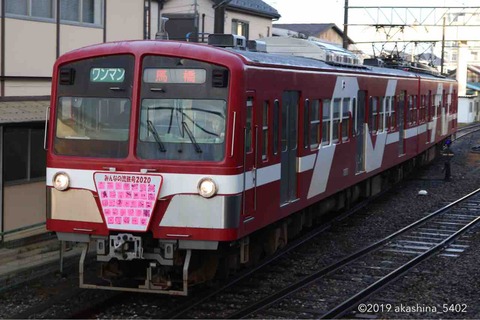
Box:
[0,233,83,292]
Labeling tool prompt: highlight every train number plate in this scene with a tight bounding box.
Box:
[94,172,163,231]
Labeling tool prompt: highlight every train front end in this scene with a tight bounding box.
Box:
[46,41,243,295]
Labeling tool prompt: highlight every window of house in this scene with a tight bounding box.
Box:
[6,0,103,26]
[232,19,249,39]
[61,0,102,25]
[6,0,53,19]
[4,126,46,184]
[471,51,478,61]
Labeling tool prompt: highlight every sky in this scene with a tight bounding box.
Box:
[263,0,477,26]
[262,0,480,56]
[263,0,345,26]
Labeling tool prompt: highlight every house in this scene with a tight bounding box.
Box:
[448,65,480,123]
[158,0,280,41]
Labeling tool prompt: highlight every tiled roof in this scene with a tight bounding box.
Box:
[468,65,480,75]
[274,23,337,37]
[0,100,49,124]
[226,0,280,19]
[273,23,354,44]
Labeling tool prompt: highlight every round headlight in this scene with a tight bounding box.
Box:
[197,178,217,198]
[53,172,70,191]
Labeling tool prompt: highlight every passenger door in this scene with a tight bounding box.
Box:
[355,90,366,173]
[243,93,257,218]
[398,92,406,155]
[280,91,299,205]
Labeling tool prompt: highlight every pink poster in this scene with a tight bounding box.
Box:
[94,172,163,231]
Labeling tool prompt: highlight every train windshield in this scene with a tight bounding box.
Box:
[55,97,131,157]
[53,54,134,158]
[137,55,229,162]
[137,98,226,161]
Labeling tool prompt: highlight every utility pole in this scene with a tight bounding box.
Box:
[343,0,349,49]
[441,16,446,74]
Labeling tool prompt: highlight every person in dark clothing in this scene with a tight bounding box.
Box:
[442,139,454,181]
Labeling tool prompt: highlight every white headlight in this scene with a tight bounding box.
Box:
[53,172,70,191]
[197,178,217,198]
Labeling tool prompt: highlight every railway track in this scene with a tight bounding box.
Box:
[455,123,480,141]
[228,188,480,319]
[163,188,480,319]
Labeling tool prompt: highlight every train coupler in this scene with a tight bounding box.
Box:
[139,249,191,295]
[109,233,143,260]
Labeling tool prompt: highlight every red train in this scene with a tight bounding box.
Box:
[46,34,457,295]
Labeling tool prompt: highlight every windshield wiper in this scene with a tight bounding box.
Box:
[182,121,202,153]
[147,120,166,152]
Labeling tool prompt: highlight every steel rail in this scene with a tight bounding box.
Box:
[167,191,383,319]
[229,187,480,319]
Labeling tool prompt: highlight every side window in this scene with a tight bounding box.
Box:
[428,90,433,121]
[281,99,288,152]
[379,96,385,132]
[245,97,253,153]
[391,96,397,130]
[369,96,378,133]
[262,101,269,160]
[385,96,391,131]
[412,95,418,124]
[273,99,279,155]
[303,99,310,149]
[332,98,341,143]
[352,97,357,137]
[310,99,321,149]
[436,94,442,116]
[322,99,331,145]
[342,98,350,141]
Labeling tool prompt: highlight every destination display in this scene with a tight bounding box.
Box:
[143,68,206,84]
[90,68,125,83]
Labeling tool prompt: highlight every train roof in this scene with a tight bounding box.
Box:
[56,36,455,83]
[213,36,452,82]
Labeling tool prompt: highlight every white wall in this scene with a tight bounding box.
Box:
[5,18,56,77]
[225,11,273,40]
[458,96,480,123]
[106,0,144,41]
